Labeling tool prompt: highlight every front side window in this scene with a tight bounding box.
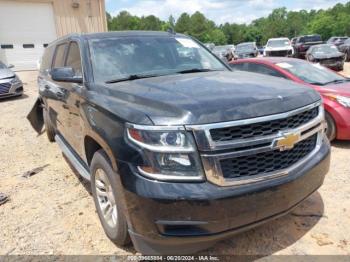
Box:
[275,61,347,85]
[65,42,82,77]
[53,43,67,68]
[89,36,227,83]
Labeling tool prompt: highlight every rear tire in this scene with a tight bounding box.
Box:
[325,112,336,142]
[90,149,130,246]
[43,108,55,142]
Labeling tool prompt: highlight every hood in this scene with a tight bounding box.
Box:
[319,82,350,97]
[265,46,293,51]
[88,71,321,126]
[0,68,15,80]
[313,52,344,59]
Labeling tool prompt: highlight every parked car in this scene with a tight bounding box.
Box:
[264,37,294,57]
[212,45,234,61]
[338,38,350,62]
[306,44,345,71]
[234,42,258,59]
[293,34,323,58]
[327,36,349,47]
[0,61,23,99]
[27,32,330,255]
[204,43,215,51]
[230,57,350,141]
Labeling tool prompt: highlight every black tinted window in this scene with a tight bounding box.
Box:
[65,42,82,76]
[53,44,67,68]
[299,35,321,43]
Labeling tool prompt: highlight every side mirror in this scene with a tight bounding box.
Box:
[51,67,83,83]
[8,64,14,69]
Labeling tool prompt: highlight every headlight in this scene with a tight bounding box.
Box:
[324,94,350,108]
[336,96,350,107]
[11,75,21,84]
[126,124,204,181]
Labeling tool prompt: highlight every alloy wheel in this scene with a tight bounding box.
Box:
[95,169,118,228]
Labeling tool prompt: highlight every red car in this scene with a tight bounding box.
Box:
[230,57,350,141]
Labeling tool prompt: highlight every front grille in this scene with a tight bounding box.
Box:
[268,50,290,57]
[321,57,342,64]
[220,134,317,179]
[0,82,11,95]
[210,107,318,142]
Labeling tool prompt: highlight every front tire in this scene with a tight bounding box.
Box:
[325,112,337,142]
[90,150,130,246]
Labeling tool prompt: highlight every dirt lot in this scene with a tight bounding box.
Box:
[0,64,350,255]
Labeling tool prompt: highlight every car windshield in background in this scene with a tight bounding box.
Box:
[236,44,255,52]
[300,35,321,43]
[275,61,347,85]
[89,36,227,83]
[267,40,290,47]
[312,45,339,55]
[213,46,228,52]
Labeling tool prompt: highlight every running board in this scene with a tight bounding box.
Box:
[55,135,91,181]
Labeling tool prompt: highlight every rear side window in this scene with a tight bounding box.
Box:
[65,42,82,77]
[53,43,67,68]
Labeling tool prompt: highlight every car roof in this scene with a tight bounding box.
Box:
[267,37,289,41]
[49,31,189,46]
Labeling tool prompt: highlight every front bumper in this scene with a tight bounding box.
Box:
[0,81,23,99]
[118,138,330,254]
[326,103,350,140]
[319,60,344,69]
[264,49,293,57]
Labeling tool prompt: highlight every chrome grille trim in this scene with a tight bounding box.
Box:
[186,101,325,187]
[186,101,322,151]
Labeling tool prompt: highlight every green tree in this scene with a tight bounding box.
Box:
[206,29,227,45]
[175,13,191,34]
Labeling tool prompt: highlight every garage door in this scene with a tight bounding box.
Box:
[0,1,57,71]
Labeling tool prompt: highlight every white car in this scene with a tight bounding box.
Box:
[263,38,294,57]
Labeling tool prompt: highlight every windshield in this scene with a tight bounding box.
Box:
[311,45,339,55]
[236,43,255,52]
[299,35,321,43]
[89,36,227,83]
[213,46,228,52]
[267,39,290,47]
[275,61,346,85]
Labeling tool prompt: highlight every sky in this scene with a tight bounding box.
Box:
[106,0,349,24]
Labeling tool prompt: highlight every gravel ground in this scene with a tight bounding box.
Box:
[0,64,349,255]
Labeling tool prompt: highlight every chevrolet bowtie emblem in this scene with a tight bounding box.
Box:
[276,132,300,151]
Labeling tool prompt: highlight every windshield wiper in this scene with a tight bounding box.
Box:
[176,68,218,74]
[323,79,350,85]
[106,74,161,84]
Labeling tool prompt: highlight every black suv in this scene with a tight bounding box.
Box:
[28,31,330,254]
[293,34,323,58]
